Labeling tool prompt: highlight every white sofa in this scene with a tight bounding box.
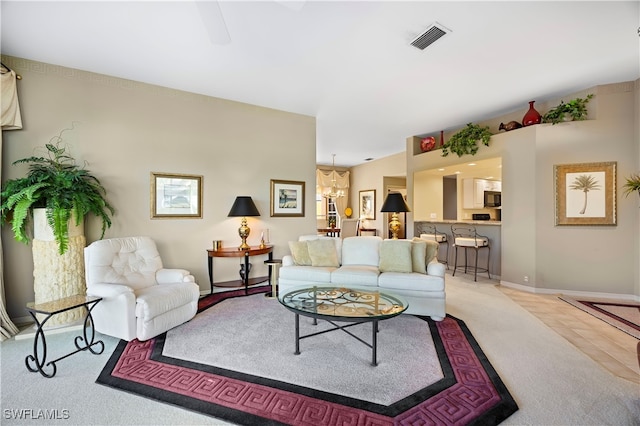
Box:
[84,236,200,341]
[279,235,446,321]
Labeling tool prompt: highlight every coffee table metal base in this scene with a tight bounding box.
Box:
[294,314,380,366]
[280,286,407,367]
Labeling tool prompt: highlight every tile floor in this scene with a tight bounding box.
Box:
[497,284,639,385]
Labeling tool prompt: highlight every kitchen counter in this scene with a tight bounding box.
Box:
[418,220,501,226]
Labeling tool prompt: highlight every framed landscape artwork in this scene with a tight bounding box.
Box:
[151,172,203,219]
[359,189,376,220]
[270,179,305,217]
[554,161,617,226]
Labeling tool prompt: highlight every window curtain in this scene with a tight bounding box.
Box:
[316,168,350,224]
[0,131,20,341]
[0,65,23,340]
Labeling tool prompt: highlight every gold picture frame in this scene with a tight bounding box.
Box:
[359,189,376,220]
[270,179,305,217]
[151,172,203,219]
[554,162,616,226]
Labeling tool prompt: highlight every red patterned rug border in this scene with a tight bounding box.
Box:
[97,290,518,425]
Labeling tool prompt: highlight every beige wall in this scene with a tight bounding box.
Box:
[1,56,317,320]
[406,81,639,298]
[349,152,405,236]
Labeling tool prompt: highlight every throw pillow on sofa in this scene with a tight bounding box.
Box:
[307,239,340,267]
[379,240,413,273]
[410,239,428,274]
[412,237,439,270]
[288,241,312,266]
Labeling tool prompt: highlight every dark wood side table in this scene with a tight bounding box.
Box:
[25,294,104,378]
[317,228,341,237]
[207,245,273,294]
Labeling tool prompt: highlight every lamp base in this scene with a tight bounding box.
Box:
[389,212,401,239]
[238,217,251,250]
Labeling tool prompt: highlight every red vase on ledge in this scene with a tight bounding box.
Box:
[522,101,542,127]
[420,136,436,152]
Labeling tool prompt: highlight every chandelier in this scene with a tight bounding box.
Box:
[323,154,345,199]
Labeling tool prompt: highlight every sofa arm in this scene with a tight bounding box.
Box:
[427,260,446,277]
[156,268,195,284]
[282,255,295,267]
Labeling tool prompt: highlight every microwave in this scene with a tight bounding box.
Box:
[484,191,501,207]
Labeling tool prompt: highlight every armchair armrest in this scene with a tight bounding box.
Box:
[86,282,134,298]
[156,268,195,284]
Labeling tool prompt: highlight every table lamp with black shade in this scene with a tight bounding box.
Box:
[228,196,260,250]
[380,192,410,239]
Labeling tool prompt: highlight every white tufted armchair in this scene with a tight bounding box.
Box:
[84,236,200,341]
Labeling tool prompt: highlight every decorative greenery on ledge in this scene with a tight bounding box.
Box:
[441,123,492,157]
[542,94,594,125]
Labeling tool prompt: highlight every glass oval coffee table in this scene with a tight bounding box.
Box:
[278,286,407,366]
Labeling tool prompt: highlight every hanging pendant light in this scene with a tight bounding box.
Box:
[323,154,345,199]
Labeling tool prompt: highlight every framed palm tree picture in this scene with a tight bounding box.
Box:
[554,162,617,226]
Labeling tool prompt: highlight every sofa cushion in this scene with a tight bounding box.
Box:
[410,239,428,274]
[331,265,380,287]
[341,236,382,267]
[307,239,340,267]
[379,240,413,273]
[378,272,445,292]
[135,282,199,320]
[288,241,312,266]
[279,265,334,283]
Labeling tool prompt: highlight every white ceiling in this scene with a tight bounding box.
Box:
[1,1,638,167]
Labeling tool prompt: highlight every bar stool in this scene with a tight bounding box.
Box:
[264,258,282,299]
[418,224,449,269]
[451,223,490,281]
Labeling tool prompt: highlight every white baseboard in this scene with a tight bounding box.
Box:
[500,280,640,302]
[13,319,85,341]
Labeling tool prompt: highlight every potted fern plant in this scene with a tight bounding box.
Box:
[1,128,114,255]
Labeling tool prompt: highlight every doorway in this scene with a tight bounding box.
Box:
[443,175,458,220]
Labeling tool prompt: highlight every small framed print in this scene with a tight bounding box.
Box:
[270,179,305,217]
[151,172,203,219]
[554,161,616,226]
[359,189,376,220]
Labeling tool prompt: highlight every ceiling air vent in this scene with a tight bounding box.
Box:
[410,22,450,50]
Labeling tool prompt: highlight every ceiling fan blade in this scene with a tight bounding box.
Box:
[196,1,231,45]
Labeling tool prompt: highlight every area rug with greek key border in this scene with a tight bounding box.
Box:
[559,296,640,340]
[96,286,518,425]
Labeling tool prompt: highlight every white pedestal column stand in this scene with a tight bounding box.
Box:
[32,208,86,328]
